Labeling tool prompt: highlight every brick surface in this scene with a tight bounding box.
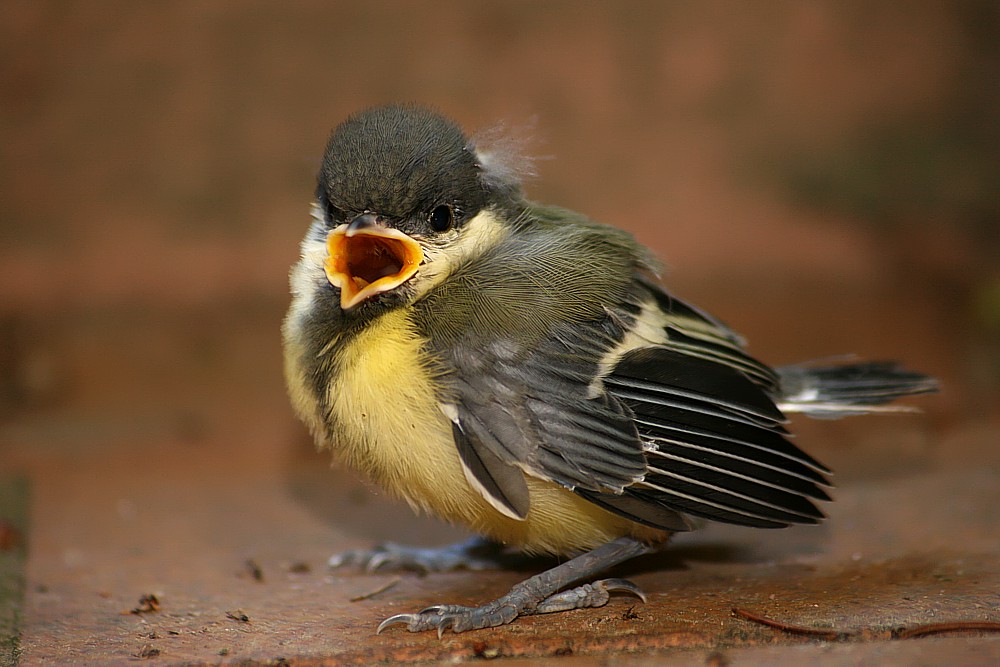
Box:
[2,2,998,665]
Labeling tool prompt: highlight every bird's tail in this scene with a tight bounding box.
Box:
[775,359,939,419]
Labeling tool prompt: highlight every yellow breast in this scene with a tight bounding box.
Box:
[298,308,666,555]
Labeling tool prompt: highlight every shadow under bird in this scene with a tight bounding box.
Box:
[282,104,938,635]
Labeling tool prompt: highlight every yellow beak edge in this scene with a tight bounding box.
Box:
[324,225,424,310]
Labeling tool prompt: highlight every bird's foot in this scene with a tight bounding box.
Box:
[328,536,508,574]
[377,578,644,635]
[533,577,645,614]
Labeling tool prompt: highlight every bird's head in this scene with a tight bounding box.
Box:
[300,104,528,319]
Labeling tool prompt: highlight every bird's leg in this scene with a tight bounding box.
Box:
[377,536,651,635]
[328,535,511,574]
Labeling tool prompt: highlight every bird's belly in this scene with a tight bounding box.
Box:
[324,310,667,555]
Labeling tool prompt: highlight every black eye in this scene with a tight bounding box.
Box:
[428,204,454,232]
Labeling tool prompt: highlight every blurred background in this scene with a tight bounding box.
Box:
[0,1,998,661]
[2,1,997,429]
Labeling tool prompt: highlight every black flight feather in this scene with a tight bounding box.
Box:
[604,346,832,528]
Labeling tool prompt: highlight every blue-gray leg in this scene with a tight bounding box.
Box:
[329,535,511,574]
[376,537,650,635]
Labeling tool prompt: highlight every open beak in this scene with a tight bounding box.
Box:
[324,221,424,310]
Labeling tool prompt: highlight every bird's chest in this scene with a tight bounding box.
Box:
[319,311,666,554]
[325,311,464,508]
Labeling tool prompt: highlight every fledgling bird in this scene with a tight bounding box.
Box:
[282,104,937,635]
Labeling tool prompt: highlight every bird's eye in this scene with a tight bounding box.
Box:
[428,204,454,232]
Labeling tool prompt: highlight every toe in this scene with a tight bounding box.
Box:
[376,611,441,635]
[532,578,646,614]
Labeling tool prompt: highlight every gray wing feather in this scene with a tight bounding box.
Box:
[449,330,648,495]
[452,419,530,520]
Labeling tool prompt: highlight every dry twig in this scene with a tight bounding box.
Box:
[349,577,401,602]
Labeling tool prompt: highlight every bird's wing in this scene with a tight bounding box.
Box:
[443,315,652,522]
[635,275,781,392]
[418,207,829,530]
[604,345,832,529]
[414,207,671,523]
[442,283,832,530]
[589,282,831,529]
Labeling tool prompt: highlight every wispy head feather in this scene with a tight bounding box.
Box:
[469,119,541,195]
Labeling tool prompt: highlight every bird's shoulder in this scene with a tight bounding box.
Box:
[411,203,655,348]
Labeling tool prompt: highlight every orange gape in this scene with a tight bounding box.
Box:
[325,224,423,310]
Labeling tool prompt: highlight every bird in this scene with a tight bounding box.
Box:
[282,104,938,635]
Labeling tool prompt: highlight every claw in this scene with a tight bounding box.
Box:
[376,613,416,635]
[375,608,462,636]
[374,605,468,635]
[600,577,647,603]
[328,549,368,569]
[327,552,348,569]
[365,552,391,573]
[419,604,463,614]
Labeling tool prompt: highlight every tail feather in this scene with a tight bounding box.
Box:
[776,361,939,419]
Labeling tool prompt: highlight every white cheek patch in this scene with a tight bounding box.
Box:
[409,209,510,300]
[287,220,332,336]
